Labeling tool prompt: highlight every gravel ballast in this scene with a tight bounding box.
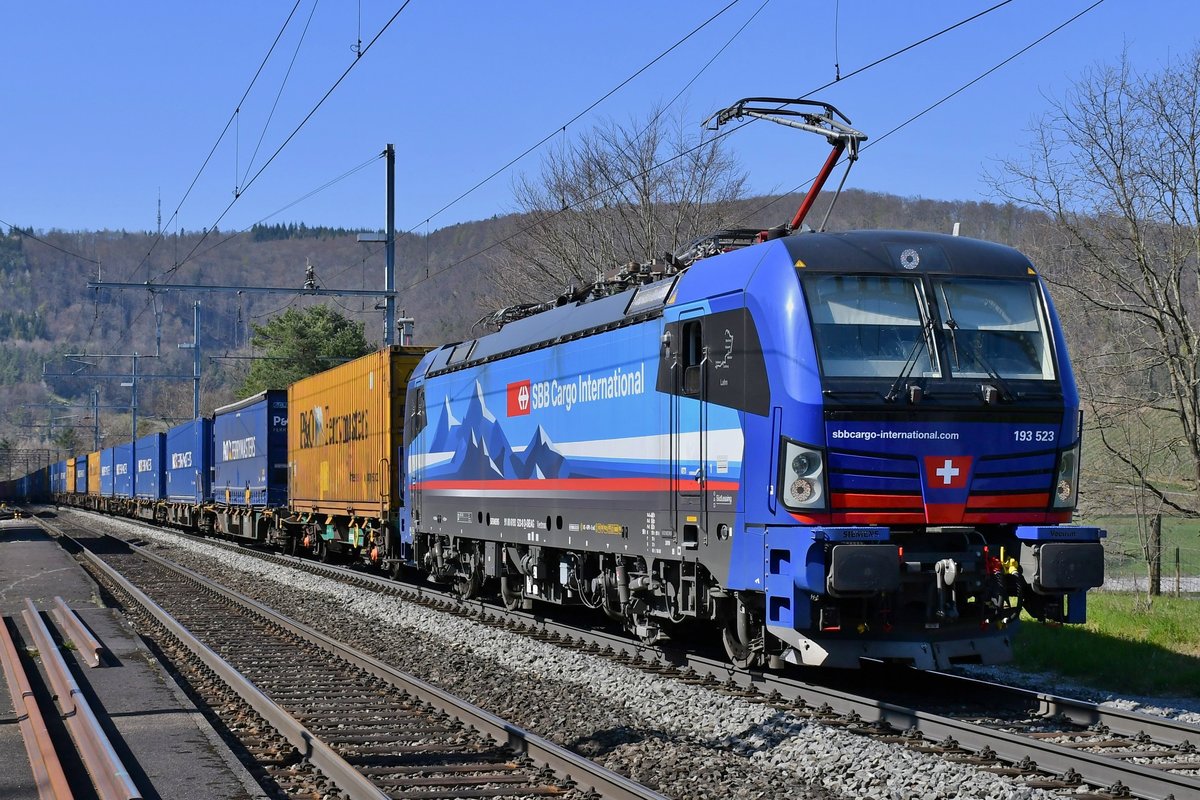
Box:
[91,515,1195,800]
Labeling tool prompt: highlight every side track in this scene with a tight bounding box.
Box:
[38,515,664,800]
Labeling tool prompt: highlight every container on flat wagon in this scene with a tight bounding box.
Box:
[288,346,427,520]
[19,467,45,501]
[166,417,212,503]
[212,389,288,507]
[100,448,115,496]
[50,461,64,494]
[87,450,101,496]
[112,442,134,498]
[135,432,166,500]
[75,454,89,494]
[27,467,48,500]
[65,458,77,495]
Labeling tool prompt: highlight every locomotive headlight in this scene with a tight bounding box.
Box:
[1052,442,1081,509]
[782,439,825,510]
[792,451,818,477]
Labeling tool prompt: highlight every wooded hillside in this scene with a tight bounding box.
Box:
[0,188,1057,453]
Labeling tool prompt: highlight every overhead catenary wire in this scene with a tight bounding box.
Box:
[739,0,1107,227]
[182,152,383,266]
[344,1,767,299]
[0,218,100,265]
[158,1,413,283]
[397,0,1027,295]
[402,0,745,237]
[133,0,307,280]
[613,0,771,177]
[238,0,322,193]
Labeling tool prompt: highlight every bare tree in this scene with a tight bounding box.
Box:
[991,47,1200,529]
[494,105,747,307]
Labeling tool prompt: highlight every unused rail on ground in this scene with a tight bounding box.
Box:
[39,514,667,800]
[21,597,140,800]
[0,614,74,800]
[49,596,105,668]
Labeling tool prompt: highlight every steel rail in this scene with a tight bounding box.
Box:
[21,598,140,800]
[62,545,390,800]
[103,533,669,800]
[0,615,74,800]
[747,666,1200,800]
[50,596,104,668]
[75,511,1200,799]
[265,552,1200,800]
[924,668,1200,750]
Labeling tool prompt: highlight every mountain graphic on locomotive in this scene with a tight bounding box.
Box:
[400,98,1105,669]
[30,98,1106,670]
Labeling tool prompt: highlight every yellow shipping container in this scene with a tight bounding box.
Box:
[66,457,77,495]
[87,450,102,496]
[288,346,428,520]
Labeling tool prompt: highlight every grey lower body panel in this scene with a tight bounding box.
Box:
[769,624,1014,669]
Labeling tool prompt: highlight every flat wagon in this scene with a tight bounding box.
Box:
[287,345,427,563]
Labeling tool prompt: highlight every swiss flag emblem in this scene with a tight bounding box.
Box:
[507,380,531,416]
[924,455,971,489]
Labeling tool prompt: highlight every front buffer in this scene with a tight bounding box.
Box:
[755,523,1105,669]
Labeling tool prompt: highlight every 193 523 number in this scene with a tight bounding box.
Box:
[1013,429,1055,442]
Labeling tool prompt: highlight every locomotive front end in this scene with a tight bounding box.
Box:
[746,231,1105,669]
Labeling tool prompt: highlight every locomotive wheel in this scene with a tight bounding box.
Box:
[451,570,481,600]
[500,575,525,610]
[722,596,765,669]
[722,626,763,670]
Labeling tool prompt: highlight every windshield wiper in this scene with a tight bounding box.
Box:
[938,288,1014,404]
[885,322,933,403]
[970,342,1016,403]
[938,285,963,370]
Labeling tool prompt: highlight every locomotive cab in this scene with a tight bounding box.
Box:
[736,231,1106,669]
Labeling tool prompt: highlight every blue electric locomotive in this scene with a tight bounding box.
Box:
[401,99,1105,669]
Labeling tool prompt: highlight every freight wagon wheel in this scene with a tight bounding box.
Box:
[315,538,332,563]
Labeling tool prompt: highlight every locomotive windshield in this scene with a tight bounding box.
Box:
[932,278,1055,380]
[805,274,940,378]
[803,274,1056,382]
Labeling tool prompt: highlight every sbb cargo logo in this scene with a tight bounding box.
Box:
[507,380,531,416]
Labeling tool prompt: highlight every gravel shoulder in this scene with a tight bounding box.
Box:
[957,664,1200,725]
[90,515,1185,800]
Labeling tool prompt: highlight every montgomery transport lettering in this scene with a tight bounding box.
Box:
[222,436,257,460]
[829,429,961,442]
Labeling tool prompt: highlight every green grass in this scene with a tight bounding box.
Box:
[1013,592,1200,697]
[1075,514,1200,578]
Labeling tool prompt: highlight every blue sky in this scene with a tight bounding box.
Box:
[2,1,1196,237]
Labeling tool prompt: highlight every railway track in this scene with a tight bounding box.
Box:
[60,509,1200,800]
[36,514,665,800]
